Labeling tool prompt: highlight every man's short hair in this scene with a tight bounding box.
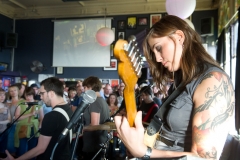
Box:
[140,86,152,96]
[40,77,64,97]
[82,76,102,92]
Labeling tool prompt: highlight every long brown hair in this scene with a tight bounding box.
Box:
[143,15,220,90]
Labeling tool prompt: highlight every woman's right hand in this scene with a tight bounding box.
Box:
[114,111,147,158]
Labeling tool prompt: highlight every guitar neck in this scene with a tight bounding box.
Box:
[114,35,142,127]
[124,86,137,127]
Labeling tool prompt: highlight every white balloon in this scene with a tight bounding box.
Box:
[184,19,195,30]
[166,0,196,19]
[96,27,114,46]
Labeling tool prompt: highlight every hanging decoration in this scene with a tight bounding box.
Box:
[165,0,196,19]
[96,8,114,46]
[96,27,114,46]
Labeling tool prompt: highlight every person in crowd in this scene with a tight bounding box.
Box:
[114,83,124,107]
[67,87,77,106]
[62,81,69,103]
[114,82,125,97]
[13,83,26,99]
[6,85,23,157]
[0,88,11,157]
[160,83,171,102]
[71,85,84,112]
[103,83,112,100]
[14,87,44,157]
[0,79,2,89]
[82,76,110,160]
[99,84,106,100]
[152,85,167,104]
[114,15,235,159]
[76,80,83,87]
[106,93,119,116]
[30,84,41,101]
[152,85,160,99]
[138,86,159,123]
[3,77,73,160]
[41,103,52,116]
[106,93,119,159]
[151,86,162,107]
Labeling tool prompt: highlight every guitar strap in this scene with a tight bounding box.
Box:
[146,83,184,136]
[53,108,72,143]
[143,103,158,122]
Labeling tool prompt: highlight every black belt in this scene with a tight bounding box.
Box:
[159,136,184,148]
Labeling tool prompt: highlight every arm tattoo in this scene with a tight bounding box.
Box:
[193,72,235,159]
[194,72,234,128]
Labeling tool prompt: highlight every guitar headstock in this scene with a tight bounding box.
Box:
[114,35,142,84]
[114,35,143,127]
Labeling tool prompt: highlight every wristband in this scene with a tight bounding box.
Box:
[141,146,152,159]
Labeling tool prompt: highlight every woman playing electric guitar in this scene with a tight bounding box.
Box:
[114,15,235,160]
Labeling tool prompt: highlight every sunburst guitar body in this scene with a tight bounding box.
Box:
[113,35,142,127]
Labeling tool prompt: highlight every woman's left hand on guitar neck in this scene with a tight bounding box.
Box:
[114,111,147,158]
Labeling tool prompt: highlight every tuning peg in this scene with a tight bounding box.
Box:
[124,35,136,53]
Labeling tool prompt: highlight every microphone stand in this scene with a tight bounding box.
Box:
[92,132,113,160]
[28,128,41,142]
[0,104,33,138]
[88,101,123,160]
[70,114,84,160]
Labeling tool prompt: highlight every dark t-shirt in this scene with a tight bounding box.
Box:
[83,97,110,152]
[138,101,159,123]
[71,95,83,107]
[37,104,73,160]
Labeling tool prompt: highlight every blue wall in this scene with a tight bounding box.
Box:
[1,9,218,80]
[14,18,121,80]
[0,14,13,68]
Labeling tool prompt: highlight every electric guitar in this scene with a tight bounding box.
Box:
[113,35,142,127]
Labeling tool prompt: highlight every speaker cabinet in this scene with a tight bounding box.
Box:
[200,17,214,36]
[5,33,18,48]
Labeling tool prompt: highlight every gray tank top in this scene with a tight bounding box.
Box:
[160,65,226,151]
[9,105,17,122]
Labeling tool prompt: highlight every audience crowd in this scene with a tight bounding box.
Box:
[0,77,168,160]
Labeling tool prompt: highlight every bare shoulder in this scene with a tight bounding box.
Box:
[192,71,235,159]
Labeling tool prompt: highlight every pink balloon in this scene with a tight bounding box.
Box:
[166,0,196,19]
[96,27,114,46]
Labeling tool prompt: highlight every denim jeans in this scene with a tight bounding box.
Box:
[7,124,16,154]
[0,131,8,153]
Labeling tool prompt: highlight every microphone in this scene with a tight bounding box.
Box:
[58,89,97,142]
[21,101,44,106]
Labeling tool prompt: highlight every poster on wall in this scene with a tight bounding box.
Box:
[110,79,119,87]
[101,79,110,85]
